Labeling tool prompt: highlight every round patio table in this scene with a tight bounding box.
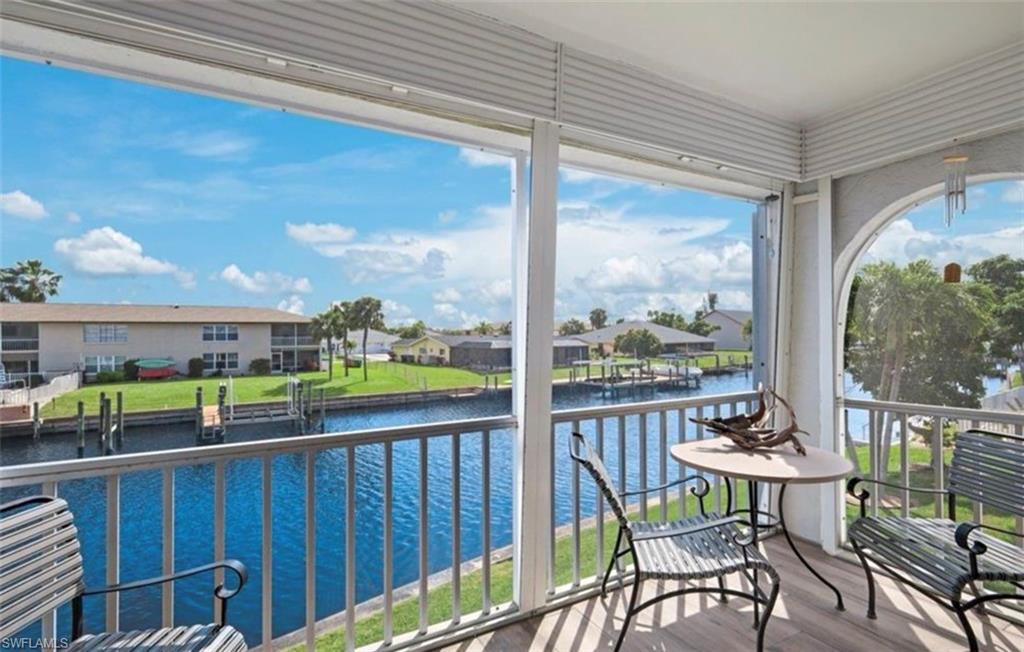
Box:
[670,438,854,613]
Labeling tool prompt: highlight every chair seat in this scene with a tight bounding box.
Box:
[849,516,1024,599]
[70,624,246,652]
[631,512,773,581]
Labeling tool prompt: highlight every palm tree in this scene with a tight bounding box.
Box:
[309,307,344,381]
[589,308,607,330]
[474,321,494,335]
[350,296,384,381]
[0,260,62,302]
[332,301,353,377]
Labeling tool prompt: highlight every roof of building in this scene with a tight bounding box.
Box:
[706,309,753,325]
[574,320,715,345]
[0,302,309,324]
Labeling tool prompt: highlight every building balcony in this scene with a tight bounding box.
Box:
[271,335,317,347]
[1,337,39,352]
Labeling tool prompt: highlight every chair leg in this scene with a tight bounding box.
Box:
[952,602,980,652]
[614,577,641,652]
[716,576,729,603]
[850,541,877,619]
[602,528,624,597]
[756,572,781,652]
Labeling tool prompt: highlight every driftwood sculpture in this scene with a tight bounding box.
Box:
[690,384,808,455]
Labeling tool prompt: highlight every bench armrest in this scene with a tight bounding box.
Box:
[75,560,247,635]
[846,476,948,518]
[621,475,710,498]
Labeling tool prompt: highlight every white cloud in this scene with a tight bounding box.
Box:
[863,218,1024,269]
[54,226,195,288]
[434,302,483,328]
[438,209,457,224]
[473,279,512,305]
[382,299,416,325]
[285,222,357,248]
[433,287,463,303]
[160,130,256,160]
[1001,180,1024,203]
[1,190,48,219]
[66,211,81,223]
[458,147,510,168]
[219,264,312,295]
[277,295,305,315]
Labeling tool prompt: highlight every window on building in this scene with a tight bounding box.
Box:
[202,325,239,341]
[83,355,126,373]
[83,324,128,343]
[203,352,239,370]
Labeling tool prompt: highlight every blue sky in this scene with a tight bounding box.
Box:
[3,56,1018,328]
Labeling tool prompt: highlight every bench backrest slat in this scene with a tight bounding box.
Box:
[0,497,84,639]
[949,431,1024,518]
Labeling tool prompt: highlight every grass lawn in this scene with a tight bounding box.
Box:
[300,439,1018,651]
[41,361,487,419]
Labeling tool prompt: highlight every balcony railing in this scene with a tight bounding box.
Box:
[841,397,1024,548]
[1,337,39,351]
[271,335,316,347]
[1,390,765,651]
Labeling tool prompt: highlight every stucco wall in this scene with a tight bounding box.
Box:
[705,314,747,350]
[38,322,272,375]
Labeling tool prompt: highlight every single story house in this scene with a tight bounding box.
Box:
[575,320,715,355]
[325,328,399,355]
[391,333,589,369]
[703,309,753,350]
[0,302,319,381]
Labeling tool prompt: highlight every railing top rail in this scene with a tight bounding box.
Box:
[0,414,517,487]
[841,397,1024,425]
[551,390,759,422]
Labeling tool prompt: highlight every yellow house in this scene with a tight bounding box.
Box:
[390,335,449,365]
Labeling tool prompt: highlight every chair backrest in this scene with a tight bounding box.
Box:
[0,496,84,639]
[569,432,632,535]
[948,430,1024,518]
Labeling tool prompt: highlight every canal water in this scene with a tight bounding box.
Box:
[0,371,1004,644]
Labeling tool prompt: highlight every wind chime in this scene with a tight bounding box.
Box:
[943,152,969,227]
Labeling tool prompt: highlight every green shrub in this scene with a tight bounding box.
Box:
[122,359,139,381]
[249,358,271,375]
[187,357,205,378]
[95,371,125,383]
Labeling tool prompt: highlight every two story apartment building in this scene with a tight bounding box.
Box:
[0,303,318,382]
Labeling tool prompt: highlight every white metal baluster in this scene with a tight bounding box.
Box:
[970,419,983,525]
[617,415,626,502]
[452,433,462,624]
[932,414,944,518]
[639,413,648,520]
[41,481,56,651]
[261,456,273,647]
[595,418,605,578]
[162,468,175,629]
[571,419,581,587]
[106,474,120,632]
[345,447,356,652]
[383,441,394,643]
[548,423,555,595]
[305,451,316,651]
[900,413,910,518]
[418,437,429,634]
[868,409,878,517]
[659,411,668,520]
[214,460,226,624]
[678,408,687,518]
[712,403,722,512]
[481,430,492,614]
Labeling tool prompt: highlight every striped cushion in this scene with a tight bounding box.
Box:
[632,513,776,581]
[69,624,246,652]
[849,516,1024,599]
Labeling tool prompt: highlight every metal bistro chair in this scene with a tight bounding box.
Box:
[1,496,249,651]
[569,432,781,652]
[847,429,1024,652]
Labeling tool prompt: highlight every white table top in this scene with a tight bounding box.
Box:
[670,437,854,484]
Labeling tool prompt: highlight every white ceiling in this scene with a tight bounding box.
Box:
[454,1,1024,124]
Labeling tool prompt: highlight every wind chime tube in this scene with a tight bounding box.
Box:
[943,154,969,227]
